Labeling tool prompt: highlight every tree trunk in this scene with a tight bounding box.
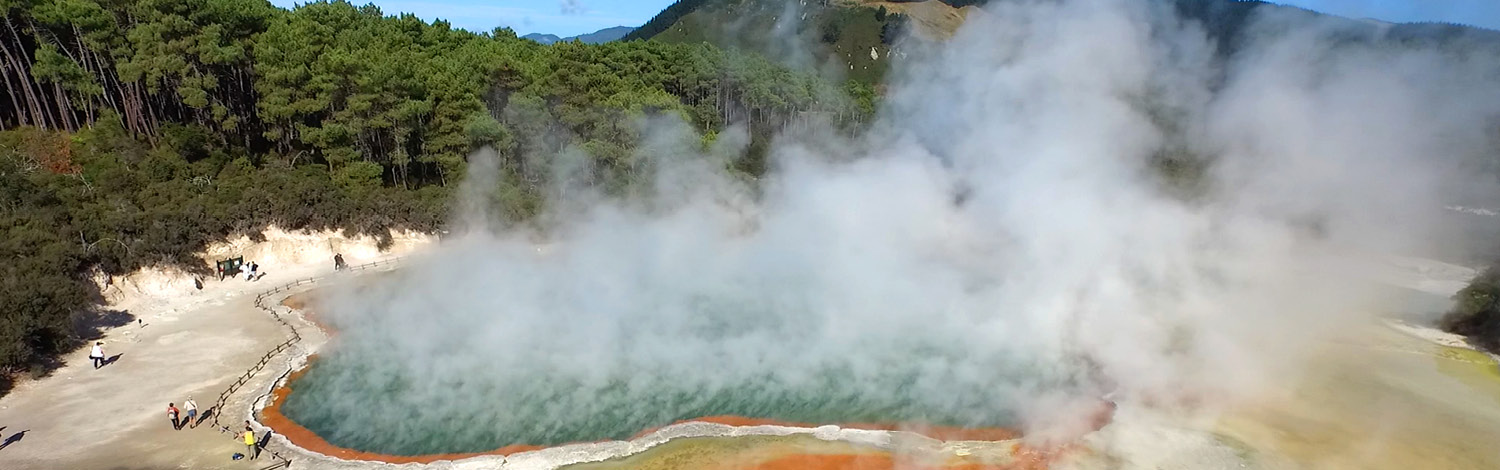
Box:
[80,32,121,119]
[9,17,55,129]
[94,49,125,123]
[68,32,96,127]
[2,63,27,127]
[143,83,160,134]
[0,23,48,129]
[125,81,144,135]
[54,82,77,131]
[125,81,141,134]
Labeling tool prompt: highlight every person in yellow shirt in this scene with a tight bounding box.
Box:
[243,425,257,460]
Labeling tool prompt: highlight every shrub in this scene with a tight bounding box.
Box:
[1441,267,1500,352]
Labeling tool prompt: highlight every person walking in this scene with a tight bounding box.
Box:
[167,403,181,430]
[182,397,199,429]
[89,342,105,369]
[243,425,258,459]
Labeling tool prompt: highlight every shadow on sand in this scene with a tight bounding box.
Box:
[0,429,28,450]
[194,407,216,428]
[14,308,141,379]
[0,355,63,397]
[77,309,138,341]
[0,295,140,400]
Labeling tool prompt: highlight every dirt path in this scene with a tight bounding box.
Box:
[0,260,372,470]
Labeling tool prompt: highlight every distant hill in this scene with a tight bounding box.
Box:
[523,26,636,45]
[624,0,1500,87]
[623,0,945,86]
[575,26,637,43]
[522,33,563,44]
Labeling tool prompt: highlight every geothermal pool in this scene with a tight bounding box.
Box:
[278,355,1024,456]
[271,269,1091,458]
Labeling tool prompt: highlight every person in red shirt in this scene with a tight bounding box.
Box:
[167,403,181,430]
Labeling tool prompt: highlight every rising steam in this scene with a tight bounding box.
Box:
[280,0,1500,456]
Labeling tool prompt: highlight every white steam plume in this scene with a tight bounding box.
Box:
[283,0,1500,457]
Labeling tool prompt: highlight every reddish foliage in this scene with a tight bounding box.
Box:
[9,128,79,174]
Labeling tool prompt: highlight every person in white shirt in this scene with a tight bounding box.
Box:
[89,341,105,369]
[183,397,200,429]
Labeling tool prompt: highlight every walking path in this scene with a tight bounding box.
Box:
[0,256,399,470]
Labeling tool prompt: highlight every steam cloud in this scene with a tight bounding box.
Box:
[282,0,1500,457]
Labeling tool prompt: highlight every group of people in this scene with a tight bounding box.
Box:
[242,261,261,281]
[166,401,265,460]
[242,422,262,460]
[110,252,311,461]
[215,260,265,281]
[68,251,307,464]
[165,398,200,430]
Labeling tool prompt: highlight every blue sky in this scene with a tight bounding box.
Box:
[266,1,1500,37]
[1280,0,1500,29]
[266,0,674,37]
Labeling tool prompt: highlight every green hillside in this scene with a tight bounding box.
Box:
[628,0,1500,91]
[0,0,870,384]
[630,0,903,86]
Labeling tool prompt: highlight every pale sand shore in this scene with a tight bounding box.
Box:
[1213,320,1500,470]
[1210,256,1500,470]
[0,229,428,470]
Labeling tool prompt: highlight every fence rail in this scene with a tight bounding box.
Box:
[208,256,406,468]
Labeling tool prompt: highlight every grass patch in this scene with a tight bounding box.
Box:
[1436,346,1500,381]
[1434,346,1500,407]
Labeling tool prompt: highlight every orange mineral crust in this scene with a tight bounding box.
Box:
[635,416,1023,441]
[281,294,334,334]
[280,294,311,310]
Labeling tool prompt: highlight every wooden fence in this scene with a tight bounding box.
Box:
[208,257,406,468]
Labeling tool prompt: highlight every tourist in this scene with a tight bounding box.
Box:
[334,253,346,270]
[243,425,258,459]
[245,262,257,281]
[183,397,199,429]
[167,403,181,430]
[89,341,104,369]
